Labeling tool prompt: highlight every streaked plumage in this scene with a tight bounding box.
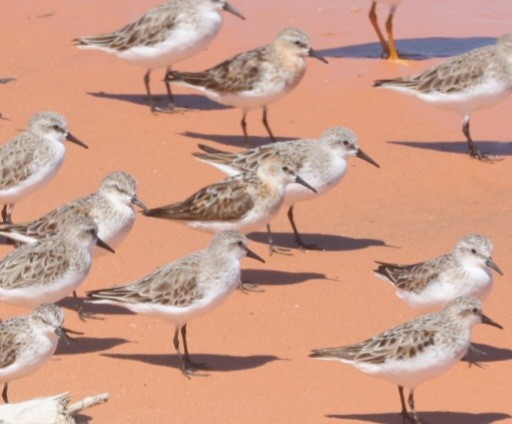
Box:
[166,27,328,144]
[87,230,264,376]
[375,234,503,309]
[0,213,114,316]
[0,171,147,250]
[0,112,87,224]
[193,127,379,248]
[374,34,512,161]
[310,296,502,424]
[74,0,245,113]
[144,157,316,234]
[0,304,69,403]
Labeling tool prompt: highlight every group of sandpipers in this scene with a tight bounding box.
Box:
[0,0,511,423]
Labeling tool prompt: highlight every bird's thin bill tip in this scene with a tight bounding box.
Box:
[308,49,328,64]
[295,176,317,193]
[485,258,503,276]
[481,313,503,330]
[97,238,115,254]
[356,149,380,168]
[246,247,265,263]
[66,132,88,149]
[55,327,72,345]
[131,196,149,213]
[223,2,245,20]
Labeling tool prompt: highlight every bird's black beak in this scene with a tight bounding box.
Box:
[66,132,89,149]
[308,48,328,64]
[97,237,115,253]
[245,247,265,263]
[131,194,149,212]
[356,148,380,168]
[481,313,503,330]
[295,176,317,193]
[55,326,72,345]
[485,257,503,276]
[223,2,245,20]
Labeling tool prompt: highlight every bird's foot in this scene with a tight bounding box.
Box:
[469,146,502,162]
[268,244,292,256]
[238,281,264,293]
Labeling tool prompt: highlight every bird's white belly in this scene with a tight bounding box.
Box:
[0,268,91,309]
[354,344,468,388]
[118,17,222,69]
[95,210,135,254]
[401,79,512,115]
[92,276,239,327]
[398,268,493,309]
[0,149,65,204]
[0,335,58,384]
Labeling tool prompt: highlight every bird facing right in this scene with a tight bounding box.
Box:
[0,112,87,224]
[144,157,317,236]
[0,304,69,403]
[0,171,148,250]
[310,296,503,424]
[87,230,264,377]
[192,126,379,249]
[74,0,245,113]
[0,213,114,318]
[165,27,328,145]
[374,234,503,309]
[374,34,512,161]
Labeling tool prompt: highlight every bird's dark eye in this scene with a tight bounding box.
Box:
[52,124,61,131]
[472,307,478,314]
[115,185,124,193]
[471,249,477,254]
[88,228,96,235]
[237,241,243,247]
[282,166,289,172]
[342,140,349,146]
[294,40,305,48]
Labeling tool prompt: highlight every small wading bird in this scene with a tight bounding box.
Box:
[310,296,503,424]
[74,0,245,113]
[0,112,87,223]
[87,231,264,377]
[165,27,328,145]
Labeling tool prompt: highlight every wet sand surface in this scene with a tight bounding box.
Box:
[0,0,511,422]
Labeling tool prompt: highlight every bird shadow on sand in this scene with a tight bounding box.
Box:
[86,92,230,111]
[101,352,281,372]
[56,337,130,355]
[248,231,389,252]
[388,140,512,157]
[464,343,512,363]
[181,131,297,149]
[319,36,497,60]
[242,269,330,287]
[0,77,16,84]
[57,296,135,316]
[74,415,94,424]
[326,411,511,423]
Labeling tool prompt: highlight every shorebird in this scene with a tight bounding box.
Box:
[374,34,512,161]
[192,126,379,249]
[0,304,69,403]
[374,234,503,309]
[0,171,147,250]
[87,231,264,376]
[165,27,328,144]
[310,296,502,424]
[74,0,245,113]
[143,158,317,249]
[0,112,87,224]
